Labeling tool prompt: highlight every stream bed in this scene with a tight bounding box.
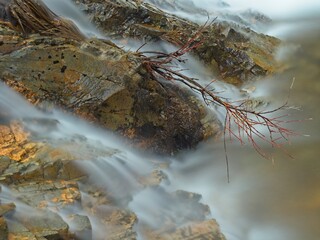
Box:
[1,0,319,239]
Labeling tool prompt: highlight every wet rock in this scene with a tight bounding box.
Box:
[0,2,281,239]
[11,180,81,208]
[6,211,70,240]
[139,169,169,187]
[170,190,210,222]
[0,121,37,162]
[0,217,8,240]
[130,186,213,235]
[0,202,15,216]
[0,0,11,21]
[83,203,137,240]
[0,121,224,239]
[73,0,281,84]
[78,184,137,239]
[0,146,87,185]
[6,221,39,240]
[145,219,226,240]
[23,215,69,239]
[0,24,23,54]
[0,156,11,176]
[0,21,220,154]
[66,214,92,239]
[136,188,225,239]
[0,120,107,185]
[101,208,137,240]
[1,180,91,239]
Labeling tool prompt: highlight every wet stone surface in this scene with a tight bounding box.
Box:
[0,22,220,154]
[0,0,283,239]
[73,0,281,84]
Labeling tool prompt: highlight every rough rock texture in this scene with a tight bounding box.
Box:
[7,211,70,240]
[74,0,281,84]
[0,1,282,239]
[2,181,91,240]
[0,121,36,162]
[0,216,8,240]
[0,122,86,185]
[0,21,220,154]
[0,121,90,239]
[143,219,226,240]
[0,202,15,216]
[0,120,226,239]
[11,180,81,207]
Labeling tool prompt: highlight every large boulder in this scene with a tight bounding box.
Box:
[0,23,220,154]
[74,0,281,84]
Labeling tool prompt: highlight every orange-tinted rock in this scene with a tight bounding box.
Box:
[0,24,220,154]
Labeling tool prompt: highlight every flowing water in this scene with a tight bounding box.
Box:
[1,0,320,239]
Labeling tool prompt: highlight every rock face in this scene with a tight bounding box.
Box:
[74,0,281,84]
[0,121,226,239]
[0,0,282,153]
[0,22,220,154]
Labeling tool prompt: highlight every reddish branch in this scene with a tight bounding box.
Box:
[137,21,298,181]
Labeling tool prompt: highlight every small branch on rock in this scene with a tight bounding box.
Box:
[137,20,299,182]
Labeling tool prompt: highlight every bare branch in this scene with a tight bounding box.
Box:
[137,20,299,181]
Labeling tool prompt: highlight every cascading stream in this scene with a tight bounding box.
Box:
[0,0,319,240]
